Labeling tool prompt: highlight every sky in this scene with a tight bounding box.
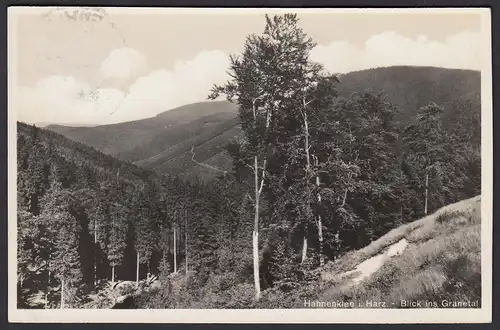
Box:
[10,8,486,125]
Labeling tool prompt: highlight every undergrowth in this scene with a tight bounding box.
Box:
[132,196,481,309]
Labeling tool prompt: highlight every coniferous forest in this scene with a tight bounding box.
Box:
[17,14,481,309]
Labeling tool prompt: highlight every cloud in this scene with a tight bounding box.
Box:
[16,75,127,125]
[16,49,231,125]
[117,50,231,120]
[310,31,482,74]
[100,47,148,81]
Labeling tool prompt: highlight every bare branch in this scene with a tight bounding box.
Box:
[299,107,306,122]
[252,98,258,121]
[303,97,315,108]
[245,163,256,174]
[258,159,267,195]
[265,108,272,129]
[246,193,255,205]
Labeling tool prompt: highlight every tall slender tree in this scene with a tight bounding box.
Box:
[41,180,82,308]
[403,102,447,215]
[209,13,338,300]
[108,202,128,285]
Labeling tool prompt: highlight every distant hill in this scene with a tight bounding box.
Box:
[48,100,239,178]
[35,122,98,128]
[336,66,480,121]
[47,66,480,179]
[18,122,155,184]
[47,100,238,159]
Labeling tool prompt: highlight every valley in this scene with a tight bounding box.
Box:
[47,66,480,180]
[16,12,483,313]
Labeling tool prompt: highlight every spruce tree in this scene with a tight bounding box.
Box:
[108,202,128,285]
[41,180,82,308]
[403,102,448,215]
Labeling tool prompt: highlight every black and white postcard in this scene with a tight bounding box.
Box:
[8,7,493,323]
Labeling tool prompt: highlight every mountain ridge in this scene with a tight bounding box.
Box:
[47,66,481,178]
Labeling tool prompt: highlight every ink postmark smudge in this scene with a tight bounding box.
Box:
[39,6,131,116]
[42,7,107,22]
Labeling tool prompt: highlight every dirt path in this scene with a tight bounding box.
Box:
[190,146,227,175]
[334,238,410,289]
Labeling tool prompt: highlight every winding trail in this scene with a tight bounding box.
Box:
[190,146,228,175]
[323,238,410,292]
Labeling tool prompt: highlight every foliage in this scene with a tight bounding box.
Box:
[17,13,481,309]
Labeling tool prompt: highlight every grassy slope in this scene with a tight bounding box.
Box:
[285,195,482,308]
[47,100,238,160]
[134,117,239,170]
[122,112,237,163]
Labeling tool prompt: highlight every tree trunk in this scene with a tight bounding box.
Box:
[167,226,171,259]
[178,222,182,266]
[342,125,358,208]
[180,216,184,268]
[424,172,429,215]
[301,110,311,264]
[252,230,261,301]
[253,155,261,301]
[185,213,188,274]
[318,216,324,267]
[45,263,50,309]
[60,277,64,309]
[136,251,140,287]
[342,189,348,207]
[341,154,360,208]
[317,173,324,267]
[173,226,177,273]
[313,155,324,267]
[301,236,308,264]
[111,216,115,285]
[178,224,181,269]
[249,97,268,302]
[94,220,97,286]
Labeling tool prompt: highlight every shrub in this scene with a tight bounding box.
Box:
[117,282,137,296]
[225,283,256,309]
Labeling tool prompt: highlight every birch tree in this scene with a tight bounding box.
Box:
[403,102,446,215]
[209,13,317,300]
[294,73,339,265]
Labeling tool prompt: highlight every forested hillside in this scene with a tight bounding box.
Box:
[47,65,480,180]
[47,101,240,178]
[337,66,480,121]
[17,122,247,308]
[18,13,481,309]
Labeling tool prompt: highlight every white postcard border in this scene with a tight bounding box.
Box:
[7,6,493,324]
